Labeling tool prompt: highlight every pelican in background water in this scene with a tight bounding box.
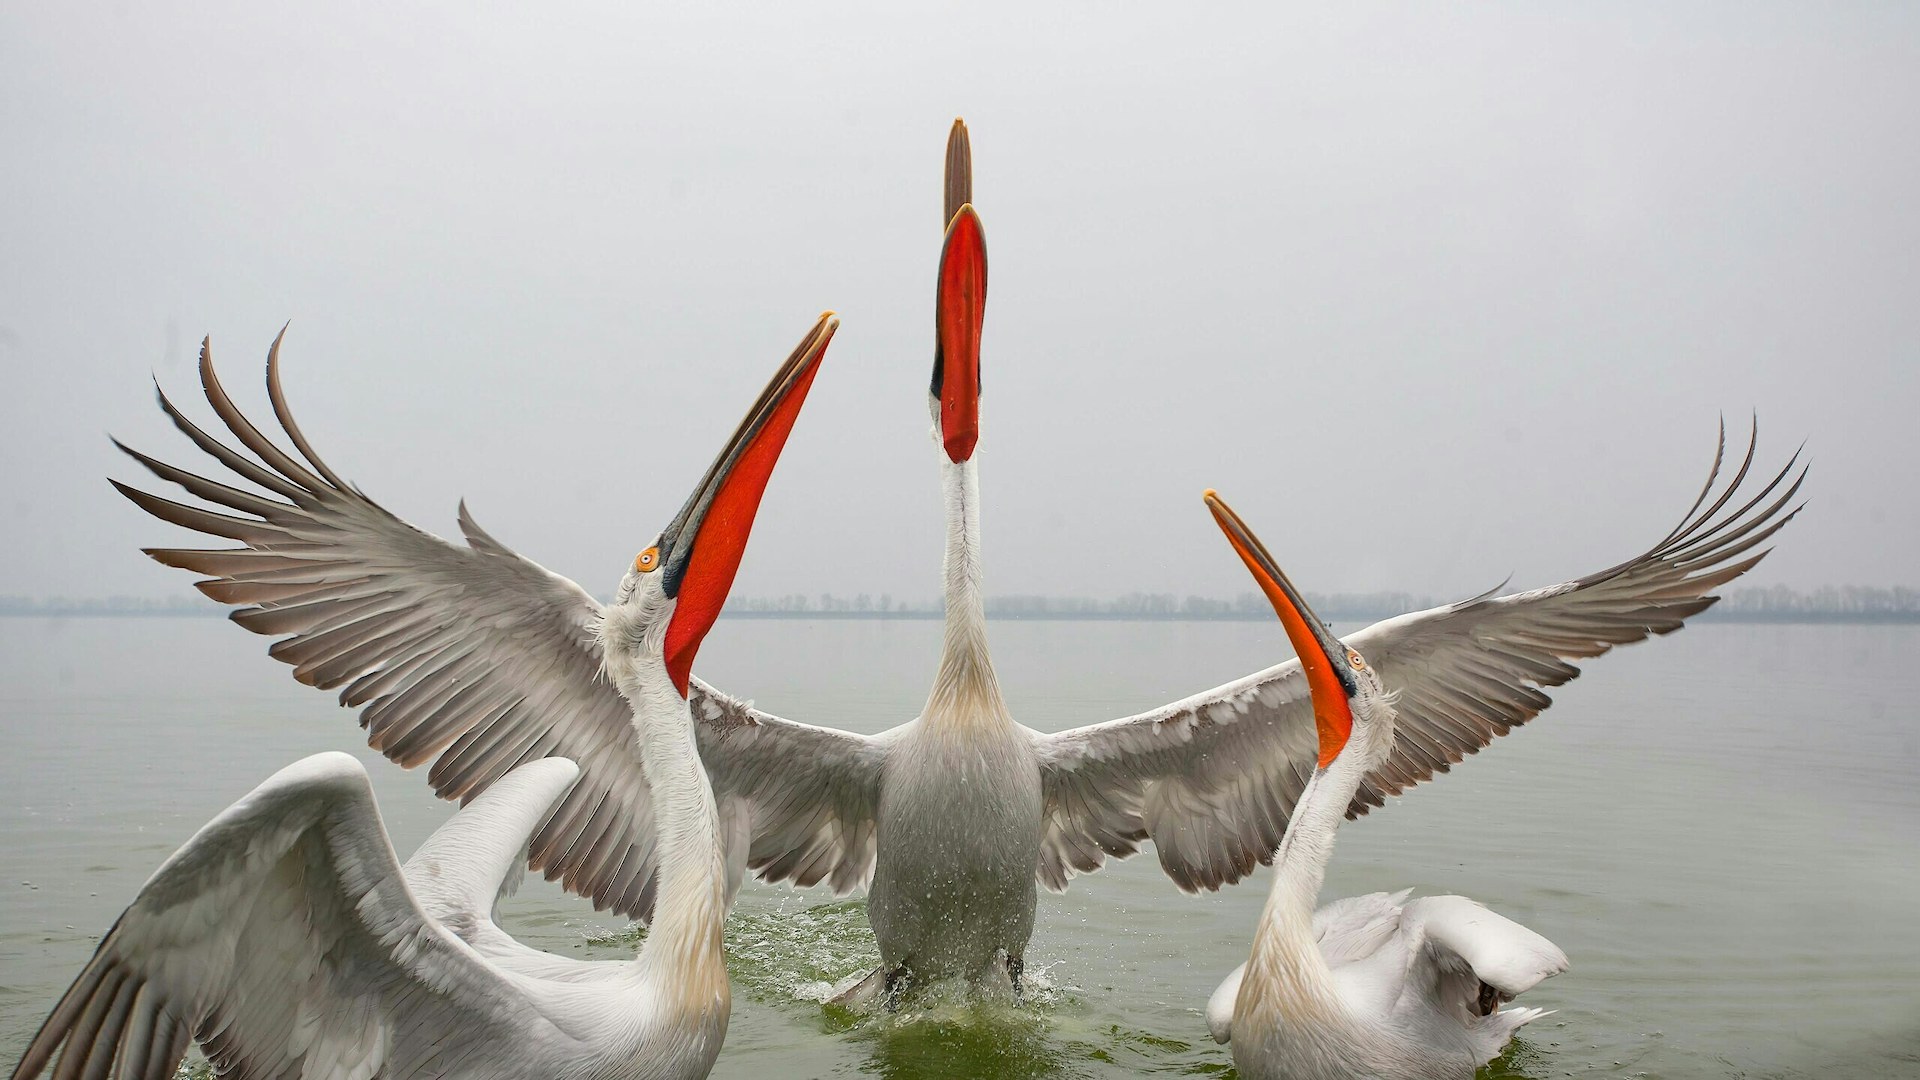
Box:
[112,120,1805,1000]
[1199,490,1567,1080]
[16,313,837,1080]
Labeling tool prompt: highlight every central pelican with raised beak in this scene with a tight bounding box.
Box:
[1198,490,1567,1080]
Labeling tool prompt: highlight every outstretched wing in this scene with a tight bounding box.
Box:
[1035,421,1804,893]
[116,331,884,922]
[10,754,566,1080]
[694,683,888,897]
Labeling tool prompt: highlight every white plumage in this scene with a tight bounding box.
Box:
[1205,892,1569,1060]
[9,753,739,1080]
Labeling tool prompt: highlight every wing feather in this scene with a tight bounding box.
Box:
[1036,421,1804,893]
[11,754,561,1080]
[114,332,886,923]
[691,683,886,894]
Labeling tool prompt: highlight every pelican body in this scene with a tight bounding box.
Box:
[864,213,1042,982]
[864,492,1042,985]
[1201,491,1567,1079]
[17,314,838,1080]
[111,122,1804,1005]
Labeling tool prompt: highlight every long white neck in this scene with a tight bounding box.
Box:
[619,663,730,1010]
[1237,723,1376,1027]
[924,452,1010,731]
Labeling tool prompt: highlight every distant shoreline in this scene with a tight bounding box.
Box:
[3,608,1915,625]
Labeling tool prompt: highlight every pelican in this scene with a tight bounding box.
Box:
[113,121,1804,999]
[1198,490,1568,1080]
[16,313,838,1080]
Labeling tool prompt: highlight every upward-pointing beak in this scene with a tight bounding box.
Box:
[1203,490,1358,768]
[944,117,972,227]
[933,119,986,464]
[657,312,839,695]
[934,205,986,463]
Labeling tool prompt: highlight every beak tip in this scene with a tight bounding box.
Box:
[944,430,978,463]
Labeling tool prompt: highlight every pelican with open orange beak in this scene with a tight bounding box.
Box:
[604,313,837,697]
[19,315,838,1080]
[1199,490,1568,1080]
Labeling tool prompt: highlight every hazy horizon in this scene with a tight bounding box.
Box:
[4,4,1915,610]
[3,582,1912,625]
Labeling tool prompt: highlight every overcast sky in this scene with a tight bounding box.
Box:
[2,3,1914,608]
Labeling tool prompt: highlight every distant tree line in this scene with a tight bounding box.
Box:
[6,585,1919,622]
[715,585,1920,622]
[1706,584,1920,620]
[716,590,1436,619]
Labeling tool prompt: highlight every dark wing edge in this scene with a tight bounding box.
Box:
[112,331,673,920]
[1341,416,1805,820]
[113,331,888,923]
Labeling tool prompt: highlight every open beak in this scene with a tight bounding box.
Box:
[933,122,986,464]
[657,312,839,695]
[1204,490,1357,768]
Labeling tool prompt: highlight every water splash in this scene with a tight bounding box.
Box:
[584,896,882,1005]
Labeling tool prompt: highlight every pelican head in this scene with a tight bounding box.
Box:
[1205,490,1394,771]
[601,313,838,695]
[930,165,986,463]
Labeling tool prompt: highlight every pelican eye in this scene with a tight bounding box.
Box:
[1348,651,1367,669]
[633,547,661,574]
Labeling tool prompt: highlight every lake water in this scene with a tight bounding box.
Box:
[2,616,1916,1078]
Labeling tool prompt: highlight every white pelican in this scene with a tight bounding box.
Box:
[112,121,1803,999]
[16,313,838,1080]
[1198,490,1568,1080]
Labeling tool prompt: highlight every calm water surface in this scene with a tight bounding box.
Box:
[2,617,1917,1078]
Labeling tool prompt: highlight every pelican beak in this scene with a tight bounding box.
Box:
[944,118,972,227]
[1204,490,1358,768]
[933,202,986,463]
[656,312,838,696]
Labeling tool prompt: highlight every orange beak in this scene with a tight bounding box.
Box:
[1204,490,1357,769]
[658,313,838,696]
[933,118,984,463]
[934,204,986,463]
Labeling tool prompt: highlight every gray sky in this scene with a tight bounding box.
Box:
[2,2,1914,607]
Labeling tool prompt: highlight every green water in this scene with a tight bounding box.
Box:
[3,617,1917,1078]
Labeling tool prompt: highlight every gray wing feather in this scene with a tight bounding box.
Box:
[1035,420,1804,893]
[116,332,883,922]
[691,683,886,896]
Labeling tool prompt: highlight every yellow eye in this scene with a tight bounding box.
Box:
[1348,651,1367,669]
[633,547,661,574]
